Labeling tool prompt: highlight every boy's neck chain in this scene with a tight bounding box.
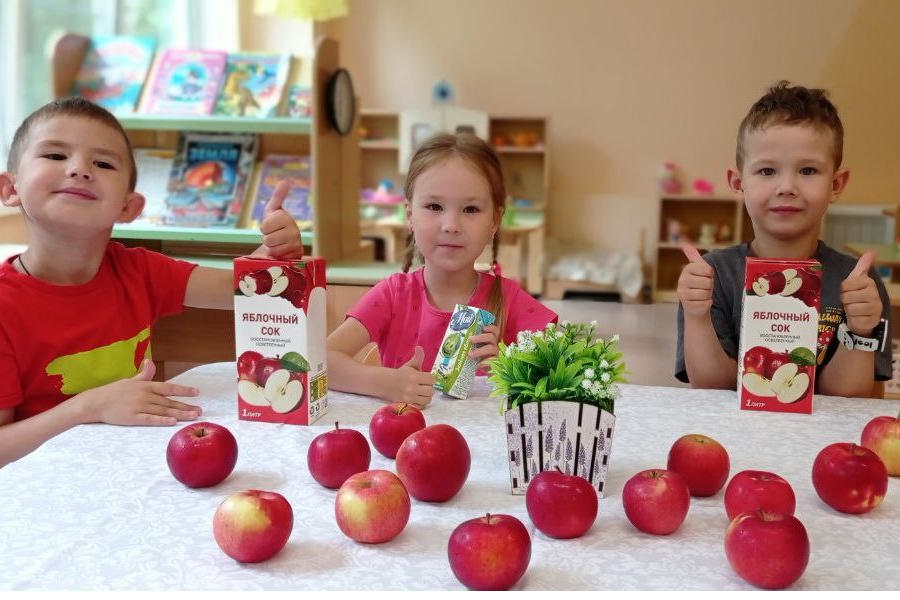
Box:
[17,255,32,276]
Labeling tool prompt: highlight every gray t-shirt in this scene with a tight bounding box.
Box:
[675,241,892,385]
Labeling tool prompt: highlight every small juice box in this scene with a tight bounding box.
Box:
[432,304,495,399]
[738,257,821,414]
[233,256,328,425]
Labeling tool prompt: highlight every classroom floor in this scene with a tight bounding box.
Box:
[542,299,689,389]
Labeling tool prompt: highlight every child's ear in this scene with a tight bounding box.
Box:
[831,167,850,199]
[117,192,145,223]
[726,168,743,195]
[0,172,20,207]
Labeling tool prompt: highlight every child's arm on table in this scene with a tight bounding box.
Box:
[679,243,738,389]
[327,317,435,407]
[184,181,304,310]
[818,251,880,398]
[0,359,199,467]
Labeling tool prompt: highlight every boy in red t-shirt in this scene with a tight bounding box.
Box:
[0,97,303,466]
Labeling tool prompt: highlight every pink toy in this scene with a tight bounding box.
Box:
[692,178,715,195]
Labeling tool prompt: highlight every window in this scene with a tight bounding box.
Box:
[0,0,236,167]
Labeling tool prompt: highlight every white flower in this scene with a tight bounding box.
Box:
[601,372,611,383]
[561,320,571,327]
[584,368,595,379]
[611,334,620,343]
[600,359,609,369]
[581,379,592,390]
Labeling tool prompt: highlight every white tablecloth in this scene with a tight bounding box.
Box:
[1,362,898,590]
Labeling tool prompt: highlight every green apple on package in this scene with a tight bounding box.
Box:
[432,304,495,399]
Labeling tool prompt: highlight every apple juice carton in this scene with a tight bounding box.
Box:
[432,304,495,399]
[233,256,328,425]
[738,257,821,414]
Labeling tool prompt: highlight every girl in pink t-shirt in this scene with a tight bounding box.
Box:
[327,133,557,407]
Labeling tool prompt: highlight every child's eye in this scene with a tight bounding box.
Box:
[94,160,116,170]
[758,167,776,176]
[463,205,482,214]
[41,153,66,161]
[424,203,442,212]
[799,167,817,176]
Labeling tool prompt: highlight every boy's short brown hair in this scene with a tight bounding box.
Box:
[736,80,844,171]
[7,96,138,191]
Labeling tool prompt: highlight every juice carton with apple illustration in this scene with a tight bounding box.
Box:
[738,257,821,414]
[432,304,495,399]
[233,256,328,425]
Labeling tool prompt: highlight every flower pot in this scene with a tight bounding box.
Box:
[504,399,615,496]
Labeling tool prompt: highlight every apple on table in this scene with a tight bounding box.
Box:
[811,442,888,514]
[724,470,796,520]
[667,433,730,497]
[861,412,900,477]
[166,422,238,488]
[213,489,293,563]
[396,424,470,502]
[335,469,410,544]
[724,510,809,590]
[621,469,690,535]
[307,422,371,489]
[447,513,531,591]
[369,402,426,459]
[525,469,598,539]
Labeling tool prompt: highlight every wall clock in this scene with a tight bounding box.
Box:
[325,68,356,136]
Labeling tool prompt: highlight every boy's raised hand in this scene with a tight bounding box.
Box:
[394,346,435,408]
[677,242,715,316]
[841,250,883,335]
[254,180,305,259]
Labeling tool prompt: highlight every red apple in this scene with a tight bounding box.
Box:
[166,422,238,488]
[237,350,263,382]
[860,413,900,476]
[724,470,796,520]
[724,510,809,589]
[742,346,772,376]
[621,469,690,535]
[369,402,427,459]
[307,422,371,489]
[811,442,888,514]
[396,424,470,502]
[447,513,531,591]
[334,469,411,544]
[763,352,792,380]
[667,433,730,497]
[213,489,293,563]
[525,469,598,539]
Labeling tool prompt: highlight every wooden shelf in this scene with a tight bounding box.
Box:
[360,139,399,150]
[113,223,314,245]
[118,114,311,135]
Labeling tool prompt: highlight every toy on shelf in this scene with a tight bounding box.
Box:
[666,218,683,243]
[658,162,683,194]
[361,179,404,205]
[692,178,715,195]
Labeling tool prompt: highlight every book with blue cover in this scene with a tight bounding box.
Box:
[140,48,228,116]
[164,132,257,227]
[214,53,293,118]
[70,35,156,115]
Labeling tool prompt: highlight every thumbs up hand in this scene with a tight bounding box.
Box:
[840,251,882,335]
[395,346,436,407]
[677,242,715,317]
[253,179,305,259]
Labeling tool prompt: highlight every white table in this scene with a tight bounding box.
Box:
[1,362,898,590]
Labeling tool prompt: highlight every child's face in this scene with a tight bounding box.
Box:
[1,115,142,234]
[407,156,499,275]
[729,124,848,246]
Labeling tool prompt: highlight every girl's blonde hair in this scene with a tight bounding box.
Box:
[402,133,507,339]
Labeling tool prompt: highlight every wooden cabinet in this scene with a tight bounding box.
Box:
[357,110,549,294]
[50,34,364,264]
[652,194,752,302]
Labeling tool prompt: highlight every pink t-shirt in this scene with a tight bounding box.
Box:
[347,268,558,371]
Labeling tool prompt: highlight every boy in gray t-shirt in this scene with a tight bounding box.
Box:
[676,82,890,397]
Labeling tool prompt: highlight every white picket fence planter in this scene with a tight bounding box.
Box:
[504,399,615,496]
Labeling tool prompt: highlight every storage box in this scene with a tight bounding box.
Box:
[738,258,821,414]
[233,256,328,424]
[432,304,495,399]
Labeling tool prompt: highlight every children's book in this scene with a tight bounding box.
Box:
[70,35,156,115]
[140,49,228,116]
[214,53,293,118]
[132,148,176,225]
[164,132,257,227]
[283,84,312,118]
[246,154,313,229]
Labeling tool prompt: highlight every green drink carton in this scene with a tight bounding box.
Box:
[432,304,495,399]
